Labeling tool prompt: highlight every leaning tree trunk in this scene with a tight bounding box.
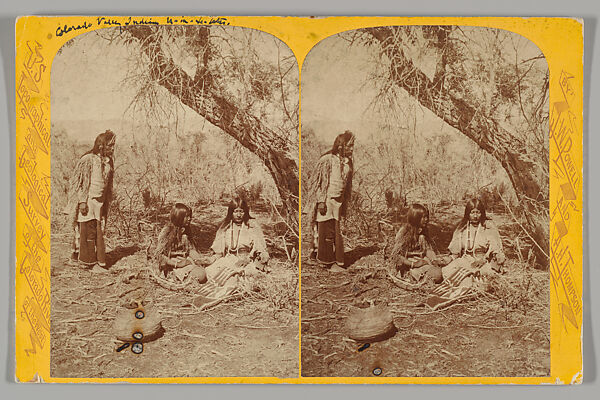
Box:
[125,26,298,233]
[366,27,548,263]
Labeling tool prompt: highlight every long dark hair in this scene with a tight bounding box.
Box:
[81,130,115,208]
[395,203,430,254]
[455,197,488,232]
[155,203,192,258]
[171,202,192,230]
[328,130,355,156]
[83,130,116,173]
[85,130,116,157]
[219,196,252,230]
[322,130,355,217]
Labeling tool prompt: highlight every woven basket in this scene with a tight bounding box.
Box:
[113,302,164,343]
[346,304,396,342]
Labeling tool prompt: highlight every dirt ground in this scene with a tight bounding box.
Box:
[50,202,549,378]
[300,205,550,377]
[50,205,299,378]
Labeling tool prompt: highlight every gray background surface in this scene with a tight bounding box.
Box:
[1,0,598,397]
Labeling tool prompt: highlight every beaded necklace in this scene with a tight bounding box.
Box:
[229,221,243,256]
[464,223,481,255]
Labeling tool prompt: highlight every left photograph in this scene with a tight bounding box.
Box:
[49,25,299,378]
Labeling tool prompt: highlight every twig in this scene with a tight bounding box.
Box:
[199,293,243,311]
[497,190,548,259]
[302,334,328,341]
[93,353,111,363]
[75,281,117,301]
[421,292,479,311]
[268,201,299,239]
[303,298,332,305]
[394,316,416,330]
[116,286,143,299]
[439,349,460,359]
[180,330,206,339]
[413,329,436,339]
[62,316,111,324]
[281,235,292,261]
[387,273,426,291]
[466,323,528,330]
[79,329,101,338]
[411,301,466,315]
[319,281,351,289]
[234,323,292,330]
[301,315,338,323]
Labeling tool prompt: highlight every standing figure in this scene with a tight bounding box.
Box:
[305,130,354,270]
[64,130,115,269]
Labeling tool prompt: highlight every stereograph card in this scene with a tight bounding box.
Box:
[14,16,583,384]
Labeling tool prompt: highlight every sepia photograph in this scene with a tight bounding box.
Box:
[49,24,299,378]
[14,14,585,385]
[300,26,550,377]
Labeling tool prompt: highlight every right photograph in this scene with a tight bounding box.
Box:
[300,26,550,377]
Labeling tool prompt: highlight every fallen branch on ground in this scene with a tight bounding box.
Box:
[198,293,244,311]
[466,322,529,330]
[301,314,340,323]
[387,272,427,291]
[423,292,480,311]
[234,323,293,329]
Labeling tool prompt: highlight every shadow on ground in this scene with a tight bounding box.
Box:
[344,245,379,268]
[106,245,140,268]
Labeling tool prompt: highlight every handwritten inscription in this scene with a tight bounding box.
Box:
[96,17,122,27]
[55,21,94,37]
[55,16,230,38]
[165,16,229,25]
[549,69,582,332]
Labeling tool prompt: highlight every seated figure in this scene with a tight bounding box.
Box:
[386,203,443,284]
[154,203,207,284]
[205,195,270,277]
[438,197,505,294]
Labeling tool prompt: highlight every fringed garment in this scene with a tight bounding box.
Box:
[153,224,206,282]
[303,153,352,265]
[63,153,113,266]
[385,225,441,283]
[431,220,505,300]
[196,221,270,300]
